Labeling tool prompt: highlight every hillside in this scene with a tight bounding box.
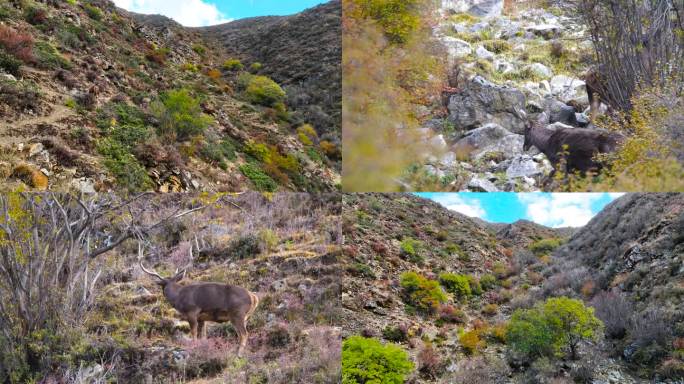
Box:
[0,192,342,383]
[0,0,340,193]
[341,193,684,383]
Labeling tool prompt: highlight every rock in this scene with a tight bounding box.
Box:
[544,98,578,126]
[453,123,524,160]
[468,176,499,192]
[526,23,562,39]
[539,80,551,94]
[448,76,527,133]
[576,112,590,127]
[0,73,17,82]
[425,165,446,179]
[494,59,515,74]
[441,36,472,61]
[71,178,96,194]
[476,45,495,61]
[550,75,589,106]
[506,155,546,179]
[527,63,553,78]
[442,0,503,17]
[430,135,448,152]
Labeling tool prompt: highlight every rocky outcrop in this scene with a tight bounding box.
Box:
[448,76,527,133]
[441,0,504,18]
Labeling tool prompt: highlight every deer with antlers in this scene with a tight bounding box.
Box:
[139,261,259,356]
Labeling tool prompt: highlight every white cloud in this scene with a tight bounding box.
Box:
[112,0,231,27]
[430,195,486,219]
[517,193,605,228]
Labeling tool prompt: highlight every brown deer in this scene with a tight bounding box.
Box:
[140,261,259,356]
[520,111,623,175]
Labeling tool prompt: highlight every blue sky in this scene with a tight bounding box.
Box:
[415,193,625,228]
[112,0,327,27]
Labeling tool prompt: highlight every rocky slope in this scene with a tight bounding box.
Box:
[341,193,684,383]
[415,0,602,192]
[0,0,340,193]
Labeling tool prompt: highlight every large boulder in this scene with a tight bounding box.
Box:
[448,76,527,133]
[453,123,524,160]
[550,75,589,107]
[442,0,503,18]
[441,36,472,61]
[543,97,578,126]
[506,154,549,179]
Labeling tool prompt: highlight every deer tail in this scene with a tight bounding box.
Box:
[245,291,259,322]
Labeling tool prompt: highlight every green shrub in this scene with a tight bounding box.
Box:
[355,0,424,44]
[507,297,603,362]
[249,62,262,72]
[467,275,483,296]
[529,238,563,256]
[0,49,22,76]
[34,41,71,69]
[223,58,243,71]
[460,329,483,355]
[382,325,408,343]
[97,138,152,192]
[439,273,471,301]
[84,4,103,21]
[400,271,447,315]
[239,163,278,192]
[200,137,236,166]
[480,274,497,291]
[227,233,263,259]
[244,75,286,107]
[342,336,414,384]
[349,262,375,278]
[153,89,213,140]
[192,44,206,55]
[482,39,510,54]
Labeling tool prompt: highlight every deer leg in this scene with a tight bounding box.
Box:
[187,313,199,340]
[198,320,206,339]
[231,316,248,357]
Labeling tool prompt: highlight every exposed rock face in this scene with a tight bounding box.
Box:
[453,123,524,160]
[550,75,589,107]
[448,76,527,133]
[441,0,504,18]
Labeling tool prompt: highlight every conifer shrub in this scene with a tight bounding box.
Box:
[342,336,414,384]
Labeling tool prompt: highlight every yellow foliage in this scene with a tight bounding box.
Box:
[12,164,48,190]
[460,329,483,355]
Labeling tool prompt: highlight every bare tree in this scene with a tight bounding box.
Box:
[567,0,684,110]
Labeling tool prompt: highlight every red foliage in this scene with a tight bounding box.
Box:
[0,25,35,63]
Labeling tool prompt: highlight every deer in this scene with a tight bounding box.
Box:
[139,261,259,356]
[520,110,624,175]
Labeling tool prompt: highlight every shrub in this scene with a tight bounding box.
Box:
[206,68,221,80]
[400,271,447,315]
[382,325,408,343]
[418,343,443,379]
[244,75,286,107]
[399,237,422,263]
[25,6,49,26]
[438,304,466,324]
[84,4,103,21]
[227,233,263,259]
[34,41,70,70]
[439,273,471,301]
[460,329,483,355]
[192,44,206,55]
[349,263,375,278]
[97,139,152,191]
[480,274,496,291]
[0,25,34,63]
[354,0,424,44]
[342,336,414,384]
[297,124,318,146]
[591,290,632,339]
[482,39,510,53]
[239,163,278,192]
[529,238,563,256]
[0,49,22,75]
[482,303,498,316]
[145,46,170,65]
[153,89,213,140]
[222,58,243,71]
[507,297,603,362]
[181,63,199,72]
[249,62,262,72]
[267,324,290,347]
[0,79,41,111]
[467,275,482,295]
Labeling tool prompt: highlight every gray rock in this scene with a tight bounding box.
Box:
[494,59,515,74]
[441,0,503,17]
[576,112,590,127]
[476,45,495,61]
[72,178,97,194]
[448,76,527,133]
[526,23,562,39]
[468,177,499,192]
[527,62,553,78]
[506,155,545,179]
[453,123,524,160]
[544,98,578,126]
[550,75,589,106]
[430,134,448,151]
[441,36,473,60]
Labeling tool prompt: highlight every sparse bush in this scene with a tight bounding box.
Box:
[244,75,286,107]
[249,62,262,72]
[467,275,482,296]
[97,139,152,191]
[627,307,672,368]
[25,6,49,26]
[239,163,278,192]
[400,237,421,259]
[482,303,498,316]
[153,89,213,140]
[460,329,483,355]
[400,271,447,315]
[342,336,414,384]
[223,58,243,71]
[0,25,34,64]
[439,273,471,301]
[382,325,408,343]
[418,343,444,379]
[297,124,318,146]
[84,4,103,21]
[529,238,563,256]
[438,304,466,324]
[267,324,290,347]
[482,39,510,53]
[192,44,206,55]
[227,233,263,259]
[0,79,41,111]
[206,68,221,80]
[349,263,375,278]
[480,274,497,291]
[145,46,170,65]
[353,0,426,44]
[591,290,632,339]
[0,49,22,75]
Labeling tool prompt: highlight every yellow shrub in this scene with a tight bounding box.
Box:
[12,164,48,190]
[460,329,483,355]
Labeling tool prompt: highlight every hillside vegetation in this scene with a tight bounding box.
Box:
[0,192,342,383]
[341,193,684,383]
[0,0,340,193]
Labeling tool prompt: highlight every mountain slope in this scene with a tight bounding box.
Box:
[0,0,340,193]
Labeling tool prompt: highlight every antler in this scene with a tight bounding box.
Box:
[140,261,165,281]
